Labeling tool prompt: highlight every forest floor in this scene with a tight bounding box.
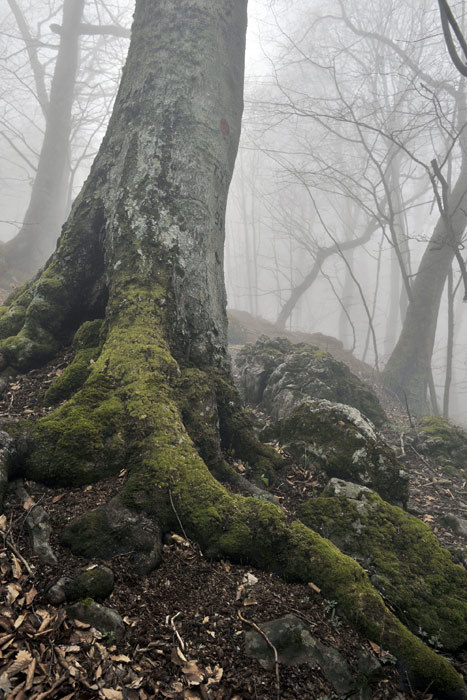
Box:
[0,333,466,700]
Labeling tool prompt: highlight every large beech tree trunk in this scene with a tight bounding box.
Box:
[0,2,464,695]
[0,0,85,288]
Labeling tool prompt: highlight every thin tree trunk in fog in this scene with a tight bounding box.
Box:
[443,266,455,417]
[383,155,467,414]
[0,0,85,286]
[276,219,378,329]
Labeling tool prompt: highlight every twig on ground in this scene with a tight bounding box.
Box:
[170,612,185,651]
[403,393,416,431]
[3,533,34,576]
[238,610,281,700]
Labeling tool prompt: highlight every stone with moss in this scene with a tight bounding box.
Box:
[415,416,467,474]
[66,599,125,641]
[61,496,162,575]
[269,399,408,505]
[65,565,114,602]
[237,337,385,425]
[297,478,467,650]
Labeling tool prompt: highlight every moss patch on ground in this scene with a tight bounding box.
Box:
[297,483,467,651]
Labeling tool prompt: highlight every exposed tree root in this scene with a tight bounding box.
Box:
[0,279,464,697]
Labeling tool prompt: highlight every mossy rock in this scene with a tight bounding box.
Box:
[61,497,162,575]
[415,416,467,473]
[297,479,467,650]
[236,337,385,426]
[65,565,114,602]
[270,399,408,506]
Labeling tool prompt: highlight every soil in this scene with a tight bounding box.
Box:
[0,331,466,699]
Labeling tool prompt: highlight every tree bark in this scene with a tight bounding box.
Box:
[0,2,464,695]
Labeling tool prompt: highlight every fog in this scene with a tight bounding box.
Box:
[1,0,466,422]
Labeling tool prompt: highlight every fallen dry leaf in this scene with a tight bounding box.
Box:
[0,514,6,532]
[13,613,26,630]
[7,649,33,676]
[101,689,123,700]
[182,660,204,685]
[52,494,65,503]
[110,654,131,663]
[171,646,187,666]
[11,555,22,579]
[7,583,21,605]
[25,587,38,606]
[23,496,36,510]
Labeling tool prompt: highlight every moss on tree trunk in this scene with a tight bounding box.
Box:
[0,1,465,696]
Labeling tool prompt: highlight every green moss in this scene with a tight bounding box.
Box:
[45,347,101,405]
[298,491,467,650]
[28,374,126,485]
[65,566,114,602]
[215,372,283,485]
[73,320,105,350]
[416,416,467,470]
[0,305,27,340]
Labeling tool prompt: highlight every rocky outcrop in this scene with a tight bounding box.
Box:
[268,399,408,506]
[236,337,385,425]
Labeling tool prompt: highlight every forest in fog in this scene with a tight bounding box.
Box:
[1,0,467,420]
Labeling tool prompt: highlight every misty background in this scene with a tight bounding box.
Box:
[1,0,466,423]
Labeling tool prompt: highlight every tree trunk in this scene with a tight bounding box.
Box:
[382,157,467,415]
[0,2,464,695]
[0,0,85,287]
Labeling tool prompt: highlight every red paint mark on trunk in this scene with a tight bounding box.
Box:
[220,118,230,136]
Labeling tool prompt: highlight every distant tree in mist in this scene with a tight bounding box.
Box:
[0,0,130,291]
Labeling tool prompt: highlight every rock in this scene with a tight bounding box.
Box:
[414,416,467,474]
[25,505,57,566]
[65,566,114,602]
[270,399,408,505]
[298,481,467,650]
[244,613,354,695]
[356,648,382,680]
[443,514,467,538]
[46,576,72,605]
[236,337,386,425]
[61,496,162,575]
[67,599,125,641]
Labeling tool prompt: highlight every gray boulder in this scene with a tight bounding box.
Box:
[67,599,125,641]
[244,613,354,695]
[25,505,57,566]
